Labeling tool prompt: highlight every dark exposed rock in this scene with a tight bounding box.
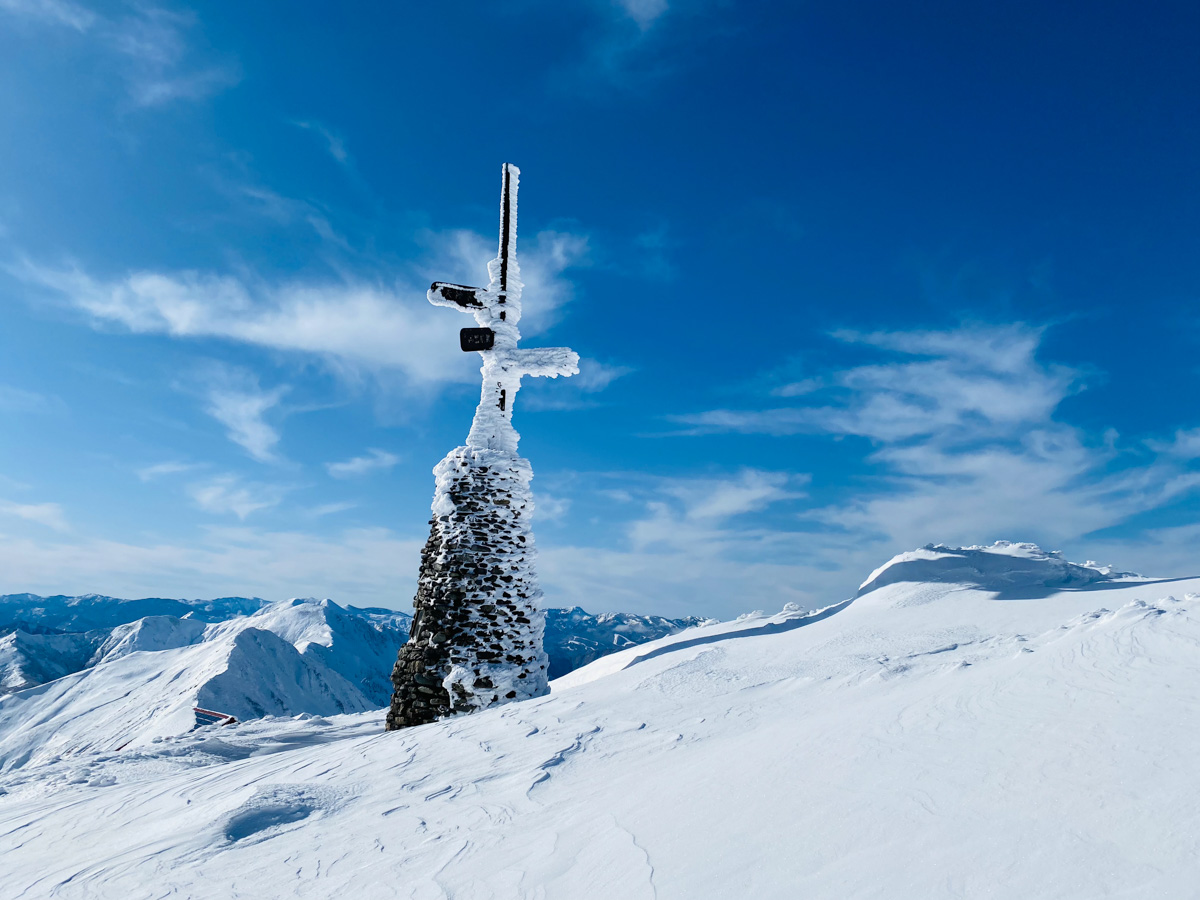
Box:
[386,448,550,730]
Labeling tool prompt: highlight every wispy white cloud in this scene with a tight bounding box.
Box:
[188,475,285,520]
[12,227,589,388]
[818,429,1200,552]
[535,469,819,618]
[224,183,349,248]
[105,6,240,108]
[556,0,722,94]
[1148,427,1200,460]
[522,358,633,410]
[635,470,800,547]
[420,228,590,336]
[198,367,288,463]
[326,449,400,479]
[666,469,804,521]
[770,378,821,398]
[0,1,237,107]
[534,493,572,522]
[0,384,61,413]
[676,325,1078,440]
[575,359,634,393]
[292,120,349,165]
[1086,521,1200,580]
[0,0,95,31]
[0,499,70,532]
[531,324,1200,618]
[628,469,807,550]
[672,323,1200,555]
[307,501,357,519]
[136,460,203,481]
[616,0,670,29]
[126,64,239,107]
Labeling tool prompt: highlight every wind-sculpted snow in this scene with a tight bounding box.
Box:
[856,540,1141,598]
[2,543,1198,897]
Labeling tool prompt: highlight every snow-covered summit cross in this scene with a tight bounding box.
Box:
[429,163,579,453]
[386,164,575,730]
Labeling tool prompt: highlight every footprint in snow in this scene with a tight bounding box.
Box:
[222,784,344,843]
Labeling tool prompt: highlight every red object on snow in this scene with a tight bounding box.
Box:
[193,707,238,726]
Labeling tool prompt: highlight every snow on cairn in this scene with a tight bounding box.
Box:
[387,164,579,729]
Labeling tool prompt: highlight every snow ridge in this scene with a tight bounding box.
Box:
[857,540,1142,598]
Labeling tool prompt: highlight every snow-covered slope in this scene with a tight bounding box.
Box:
[0,598,411,770]
[856,540,1127,597]
[0,599,703,764]
[0,627,105,695]
[2,543,1196,898]
[92,615,209,663]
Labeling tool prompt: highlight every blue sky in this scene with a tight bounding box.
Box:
[1,0,1198,618]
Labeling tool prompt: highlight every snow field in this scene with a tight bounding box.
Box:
[1,544,1198,898]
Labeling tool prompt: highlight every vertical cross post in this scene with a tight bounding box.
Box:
[429,163,579,453]
[387,165,578,730]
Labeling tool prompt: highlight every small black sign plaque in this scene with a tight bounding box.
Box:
[460,327,496,352]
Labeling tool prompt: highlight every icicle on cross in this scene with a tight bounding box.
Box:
[429,163,579,454]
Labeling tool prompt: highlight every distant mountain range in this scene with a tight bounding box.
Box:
[0,593,711,697]
[0,593,710,762]
[0,593,709,769]
[543,606,715,678]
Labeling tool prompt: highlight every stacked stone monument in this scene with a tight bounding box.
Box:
[387,164,578,730]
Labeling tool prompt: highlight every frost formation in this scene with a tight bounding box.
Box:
[387,164,578,729]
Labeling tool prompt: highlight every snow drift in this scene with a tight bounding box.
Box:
[856,540,1125,597]
[1,542,1196,898]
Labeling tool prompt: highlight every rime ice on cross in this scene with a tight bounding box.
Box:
[385,164,574,729]
[428,163,579,453]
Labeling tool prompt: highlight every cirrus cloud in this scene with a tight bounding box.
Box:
[326,449,401,479]
[10,226,591,391]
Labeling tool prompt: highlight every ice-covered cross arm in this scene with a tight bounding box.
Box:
[507,347,579,378]
[426,163,579,454]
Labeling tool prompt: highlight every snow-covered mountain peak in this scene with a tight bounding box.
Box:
[211,597,341,653]
[0,596,413,770]
[0,593,710,772]
[93,615,208,664]
[857,540,1139,599]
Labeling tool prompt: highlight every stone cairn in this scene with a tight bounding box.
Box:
[387,164,578,730]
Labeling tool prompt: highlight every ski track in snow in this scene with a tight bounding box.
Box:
[2,546,1200,898]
